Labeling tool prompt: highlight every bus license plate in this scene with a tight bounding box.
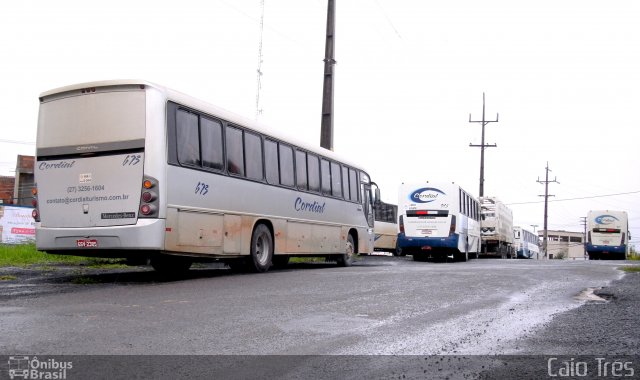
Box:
[76,239,98,248]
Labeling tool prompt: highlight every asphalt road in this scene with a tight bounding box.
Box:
[0,256,638,379]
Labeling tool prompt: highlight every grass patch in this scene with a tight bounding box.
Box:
[0,244,87,267]
[0,244,129,269]
[289,257,331,264]
[621,266,640,273]
[85,258,128,269]
[0,275,17,281]
[71,276,99,285]
[628,253,640,261]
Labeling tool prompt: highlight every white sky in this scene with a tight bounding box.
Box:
[1,0,639,248]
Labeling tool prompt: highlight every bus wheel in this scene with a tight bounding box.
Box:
[151,254,192,275]
[249,224,273,273]
[337,234,355,267]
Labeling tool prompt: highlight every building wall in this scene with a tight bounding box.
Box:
[539,230,586,260]
[0,176,15,204]
[14,155,34,207]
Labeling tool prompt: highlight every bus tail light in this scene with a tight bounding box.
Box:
[139,176,159,218]
[621,233,625,246]
[449,215,456,236]
[32,185,40,222]
[399,215,404,234]
[140,204,157,216]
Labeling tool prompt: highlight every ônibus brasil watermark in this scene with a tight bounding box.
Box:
[6,356,72,380]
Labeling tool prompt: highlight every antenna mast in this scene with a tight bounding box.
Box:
[255,0,265,119]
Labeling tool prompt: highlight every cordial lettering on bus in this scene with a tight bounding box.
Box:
[294,197,326,213]
[38,161,76,170]
[595,215,619,225]
[409,188,446,203]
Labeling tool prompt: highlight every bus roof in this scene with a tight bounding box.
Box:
[39,79,367,173]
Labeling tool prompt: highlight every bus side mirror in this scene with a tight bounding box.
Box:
[374,187,381,205]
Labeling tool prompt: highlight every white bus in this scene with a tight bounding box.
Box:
[396,182,480,262]
[373,201,399,255]
[586,210,629,260]
[32,80,378,273]
[513,226,539,259]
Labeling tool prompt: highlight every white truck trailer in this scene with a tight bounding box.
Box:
[480,196,515,258]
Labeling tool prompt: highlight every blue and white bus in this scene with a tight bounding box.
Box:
[396,182,480,262]
[32,80,378,273]
[586,210,629,260]
[513,226,539,259]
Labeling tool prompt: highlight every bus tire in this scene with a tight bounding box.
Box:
[336,234,355,267]
[249,223,274,273]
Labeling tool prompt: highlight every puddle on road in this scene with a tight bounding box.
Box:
[575,287,608,303]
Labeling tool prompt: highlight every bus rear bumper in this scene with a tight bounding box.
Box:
[586,244,626,254]
[397,233,459,253]
[35,219,165,255]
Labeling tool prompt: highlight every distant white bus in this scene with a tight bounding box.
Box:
[373,201,399,255]
[396,182,480,262]
[586,210,629,260]
[513,226,539,259]
[32,80,378,273]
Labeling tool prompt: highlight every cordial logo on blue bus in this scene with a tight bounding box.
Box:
[409,188,445,203]
[594,215,619,225]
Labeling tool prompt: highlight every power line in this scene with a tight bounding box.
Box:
[507,190,640,205]
[0,139,35,145]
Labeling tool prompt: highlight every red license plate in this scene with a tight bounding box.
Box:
[76,239,98,248]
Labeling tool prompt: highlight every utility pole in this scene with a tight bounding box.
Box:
[580,216,587,259]
[320,0,336,151]
[537,162,559,259]
[469,93,499,197]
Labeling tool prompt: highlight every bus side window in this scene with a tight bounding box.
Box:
[244,131,263,180]
[264,139,278,184]
[295,150,308,190]
[226,126,244,176]
[176,110,200,167]
[201,116,223,170]
[308,154,320,192]
[349,168,358,202]
[321,158,331,195]
[341,166,349,199]
[331,161,342,198]
[279,144,294,187]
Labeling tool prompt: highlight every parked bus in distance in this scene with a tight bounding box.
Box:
[586,210,629,260]
[32,80,379,274]
[373,201,399,255]
[513,226,540,259]
[480,196,515,258]
[396,182,480,262]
